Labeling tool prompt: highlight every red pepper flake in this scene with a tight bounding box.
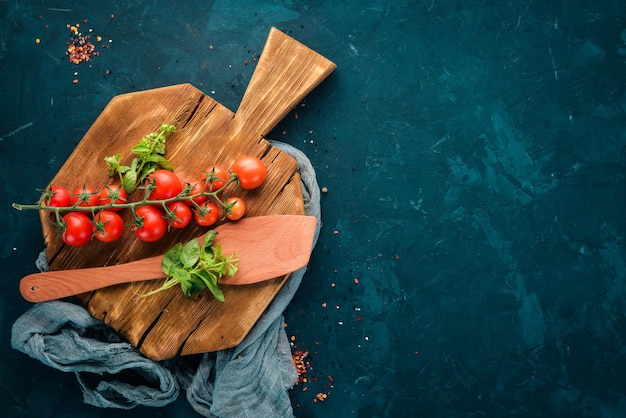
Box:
[292,348,310,382]
[72,79,79,84]
[294,113,299,119]
[357,315,363,321]
[110,14,115,19]
[354,277,359,284]
[65,22,103,65]
[244,60,249,65]
[315,392,328,402]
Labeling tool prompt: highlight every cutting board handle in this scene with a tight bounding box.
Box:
[231,27,336,138]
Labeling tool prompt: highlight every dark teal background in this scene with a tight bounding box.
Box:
[2,1,626,417]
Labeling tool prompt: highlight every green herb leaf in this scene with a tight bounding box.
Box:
[143,228,237,301]
[180,239,201,269]
[162,243,183,275]
[122,169,138,193]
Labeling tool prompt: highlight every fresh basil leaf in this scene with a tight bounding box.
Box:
[104,154,122,175]
[203,231,217,249]
[227,262,238,277]
[196,270,224,302]
[180,239,201,269]
[180,279,194,297]
[130,143,151,155]
[123,169,138,193]
[143,154,173,170]
[173,267,191,284]
[162,243,183,276]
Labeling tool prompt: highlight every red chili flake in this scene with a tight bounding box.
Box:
[110,14,115,19]
[294,113,299,119]
[357,315,363,321]
[328,375,334,382]
[244,60,249,65]
[282,130,287,135]
[354,278,359,284]
[65,22,103,65]
[72,79,79,84]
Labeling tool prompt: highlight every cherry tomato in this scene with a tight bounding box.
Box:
[71,185,99,207]
[194,202,219,226]
[93,210,124,243]
[61,212,93,246]
[231,156,266,190]
[133,205,168,242]
[202,165,229,191]
[182,180,208,207]
[226,197,246,221]
[146,170,182,201]
[99,184,128,210]
[43,185,71,207]
[167,201,193,229]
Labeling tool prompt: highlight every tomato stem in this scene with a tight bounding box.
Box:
[11,173,240,214]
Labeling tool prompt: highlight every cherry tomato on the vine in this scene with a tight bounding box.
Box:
[146,170,183,201]
[61,212,93,246]
[71,185,99,207]
[133,205,168,242]
[43,185,71,207]
[194,202,219,226]
[203,165,229,191]
[182,180,208,207]
[231,156,266,190]
[93,210,124,243]
[99,184,128,210]
[226,197,246,221]
[167,201,193,229]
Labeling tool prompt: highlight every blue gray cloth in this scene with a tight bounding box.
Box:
[11,141,321,417]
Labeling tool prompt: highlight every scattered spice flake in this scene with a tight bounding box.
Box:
[353,277,359,284]
[291,347,311,386]
[321,302,327,308]
[321,186,328,193]
[65,22,102,65]
[314,392,328,402]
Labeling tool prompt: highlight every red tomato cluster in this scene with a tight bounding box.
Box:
[42,156,267,246]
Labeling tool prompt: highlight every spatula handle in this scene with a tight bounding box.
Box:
[20,255,165,302]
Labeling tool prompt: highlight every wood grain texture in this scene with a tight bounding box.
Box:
[22,215,316,302]
[38,28,335,360]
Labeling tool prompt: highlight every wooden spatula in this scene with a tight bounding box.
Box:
[20,215,316,303]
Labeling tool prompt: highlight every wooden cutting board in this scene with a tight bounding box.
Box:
[38,27,335,361]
